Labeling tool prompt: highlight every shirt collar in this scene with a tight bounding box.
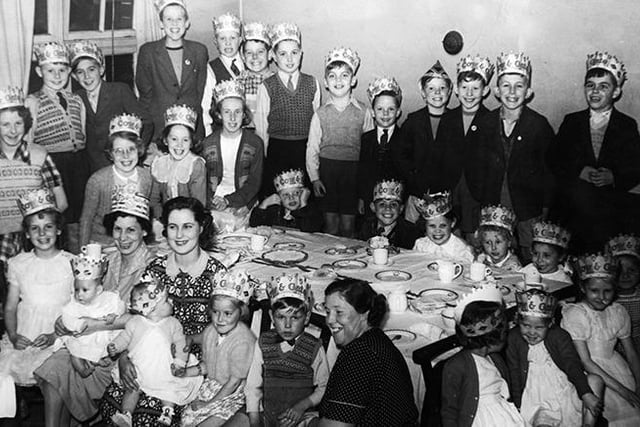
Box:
[590,108,612,119]
[326,94,362,110]
[166,250,210,278]
[376,125,395,140]
[112,165,139,182]
[0,140,30,163]
[277,69,300,85]
[221,54,244,70]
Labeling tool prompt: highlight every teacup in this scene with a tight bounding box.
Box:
[437,260,462,283]
[372,248,389,265]
[250,234,267,252]
[81,243,102,259]
[470,262,492,281]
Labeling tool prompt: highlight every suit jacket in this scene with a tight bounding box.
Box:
[357,126,404,205]
[552,108,640,192]
[472,107,555,220]
[249,202,323,232]
[136,38,209,141]
[433,105,490,197]
[393,107,438,197]
[77,81,153,172]
[357,217,421,250]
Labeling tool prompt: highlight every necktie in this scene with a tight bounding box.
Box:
[287,75,295,91]
[275,335,296,346]
[57,91,67,111]
[230,59,240,76]
[380,128,389,148]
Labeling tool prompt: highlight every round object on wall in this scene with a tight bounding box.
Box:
[442,30,464,55]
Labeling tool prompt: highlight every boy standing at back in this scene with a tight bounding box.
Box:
[305,47,373,237]
[473,53,555,262]
[395,61,452,223]
[201,12,244,136]
[434,55,494,241]
[136,0,208,143]
[255,23,321,197]
[552,52,640,253]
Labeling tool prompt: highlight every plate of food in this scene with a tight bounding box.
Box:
[409,288,458,314]
[307,267,338,282]
[332,259,368,270]
[374,269,412,282]
[325,245,359,256]
[262,249,308,265]
[219,233,253,248]
[273,241,305,250]
[385,329,417,345]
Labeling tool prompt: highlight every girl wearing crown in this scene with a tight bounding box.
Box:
[202,80,263,232]
[519,221,573,284]
[249,169,323,232]
[507,289,603,426]
[79,113,159,247]
[1,188,73,388]
[561,253,640,425]
[413,191,474,264]
[441,284,525,427]
[151,104,207,212]
[476,205,522,272]
[176,269,256,426]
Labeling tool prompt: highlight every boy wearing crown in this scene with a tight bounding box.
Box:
[472,52,555,263]
[519,221,573,285]
[306,47,373,237]
[245,273,329,427]
[26,40,89,248]
[357,76,404,215]
[201,12,245,136]
[357,180,421,250]
[256,22,321,198]
[477,205,522,271]
[395,61,452,224]
[249,169,322,232]
[552,52,640,254]
[434,55,494,240]
[137,0,208,143]
[69,40,153,173]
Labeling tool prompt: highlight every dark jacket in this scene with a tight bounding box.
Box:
[472,106,555,220]
[357,216,421,250]
[506,326,592,408]
[442,350,510,427]
[136,38,209,141]
[357,126,404,206]
[249,201,323,232]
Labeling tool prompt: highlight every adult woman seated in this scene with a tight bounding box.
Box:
[35,189,156,426]
[100,196,227,426]
[318,279,419,426]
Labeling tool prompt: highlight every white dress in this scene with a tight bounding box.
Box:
[471,354,526,427]
[561,302,640,426]
[413,234,474,264]
[0,250,74,385]
[520,341,582,426]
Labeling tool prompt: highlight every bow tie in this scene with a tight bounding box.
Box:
[275,335,296,346]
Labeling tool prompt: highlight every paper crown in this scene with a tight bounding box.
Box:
[130,272,166,316]
[453,283,503,323]
[68,40,104,67]
[415,191,452,219]
[274,169,304,192]
[367,76,402,104]
[454,284,504,337]
[243,22,270,45]
[457,54,495,84]
[0,86,24,110]
[270,22,301,47]
[34,41,69,65]
[479,205,516,232]
[497,52,531,79]
[373,179,403,202]
[18,187,58,217]
[577,253,619,280]
[607,234,640,259]
[516,289,556,318]
[267,273,312,305]
[212,12,242,36]
[211,269,255,304]
[153,0,187,14]
[587,51,627,86]
[214,79,245,103]
[111,189,150,220]
[109,113,142,137]
[532,221,571,249]
[71,253,108,281]
[325,47,361,74]
[420,61,452,86]
[164,104,197,130]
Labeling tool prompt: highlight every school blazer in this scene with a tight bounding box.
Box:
[552,108,640,192]
[77,81,153,172]
[357,126,404,202]
[473,106,555,220]
[136,38,209,141]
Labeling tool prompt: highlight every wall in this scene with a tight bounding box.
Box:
[184,0,640,130]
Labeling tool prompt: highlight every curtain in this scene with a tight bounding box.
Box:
[0,0,35,92]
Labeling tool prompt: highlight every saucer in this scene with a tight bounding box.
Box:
[385,329,417,346]
[273,241,305,250]
[368,257,394,268]
[374,269,412,282]
[332,259,368,269]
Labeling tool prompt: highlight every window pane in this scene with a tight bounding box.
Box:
[34,0,48,35]
[69,0,100,32]
[105,0,134,30]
